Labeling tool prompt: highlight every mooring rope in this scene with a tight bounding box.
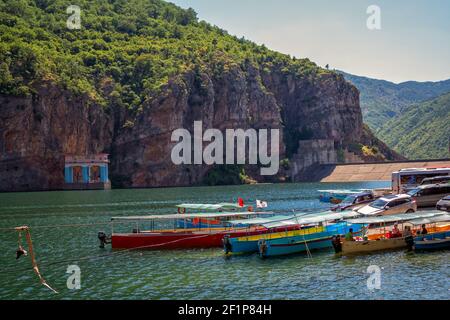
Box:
[0,221,114,232]
[15,226,58,293]
[0,208,328,291]
[5,228,212,293]
[302,231,313,259]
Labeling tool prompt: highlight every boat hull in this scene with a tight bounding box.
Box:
[257,223,360,257]
[112,228,268,250]
[414,231,450,251]
[226,225,305,254]
[262,236,333,257]
[113,224,326,251]
[340,237,408,255]
[227,238,260,254]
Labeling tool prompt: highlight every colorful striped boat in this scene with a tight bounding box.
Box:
[410,214,450,251]
[258,222,361,257]
[335,211,450,255]
[224,210,362,255]
[225,225,324,255]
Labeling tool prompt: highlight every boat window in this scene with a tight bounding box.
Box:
[401,173,448,186]
[421,176,450,185]
[370,199,388,209]
[342,195,357,204]
[407,188,420,196]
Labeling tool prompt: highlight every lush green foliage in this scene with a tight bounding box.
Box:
[377,92,450,159]
[0,0,326,112]
[339,71,450,131]
[203,165,246,186]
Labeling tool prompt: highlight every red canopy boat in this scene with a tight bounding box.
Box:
[107,212,297,250]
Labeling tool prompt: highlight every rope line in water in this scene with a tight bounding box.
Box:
[0,221,114,231]
[0,208,321,232]
[2,209,327,289]
[3,231,211,275]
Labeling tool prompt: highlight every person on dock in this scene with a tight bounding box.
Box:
[345,228,355,241]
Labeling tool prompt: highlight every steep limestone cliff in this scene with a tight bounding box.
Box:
[0,65,401,191]
[0,82,113,191]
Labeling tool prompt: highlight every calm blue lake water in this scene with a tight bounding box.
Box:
[0,182,449,300]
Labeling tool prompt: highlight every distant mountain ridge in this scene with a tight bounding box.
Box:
[376,92,450,160]
[338,71,450,130]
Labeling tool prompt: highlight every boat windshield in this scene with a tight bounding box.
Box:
[370,198,388,209]
[341,195,357,204]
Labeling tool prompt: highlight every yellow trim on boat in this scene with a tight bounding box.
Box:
[235,226,325,242]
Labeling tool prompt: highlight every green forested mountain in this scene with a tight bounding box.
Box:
[0,0,327,111]
[377,92,450,159]
[339,71,450,131]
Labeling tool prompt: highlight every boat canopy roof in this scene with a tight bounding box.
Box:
[111,211,273,221]
[346,211,447,225]
[261,210,361,229]
[176,203,244,210]
[408,214,450,225]
[227,215,293,226]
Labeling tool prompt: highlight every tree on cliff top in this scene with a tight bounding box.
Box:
[0,0,330,112]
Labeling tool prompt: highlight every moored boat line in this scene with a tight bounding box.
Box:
[226,210,449,257]
[105,204,450,254]
[103,173,450,259]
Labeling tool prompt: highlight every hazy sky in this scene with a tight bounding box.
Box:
[169,0,450,83]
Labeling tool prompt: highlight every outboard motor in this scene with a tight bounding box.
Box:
[258,239,268,258]
[331,235,342,253]
[405,235,414,252]
[98,231,111,249]
[223,235,232,254]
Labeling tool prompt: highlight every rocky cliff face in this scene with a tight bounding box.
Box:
[0,66,400,191]
[0,81,113,191]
